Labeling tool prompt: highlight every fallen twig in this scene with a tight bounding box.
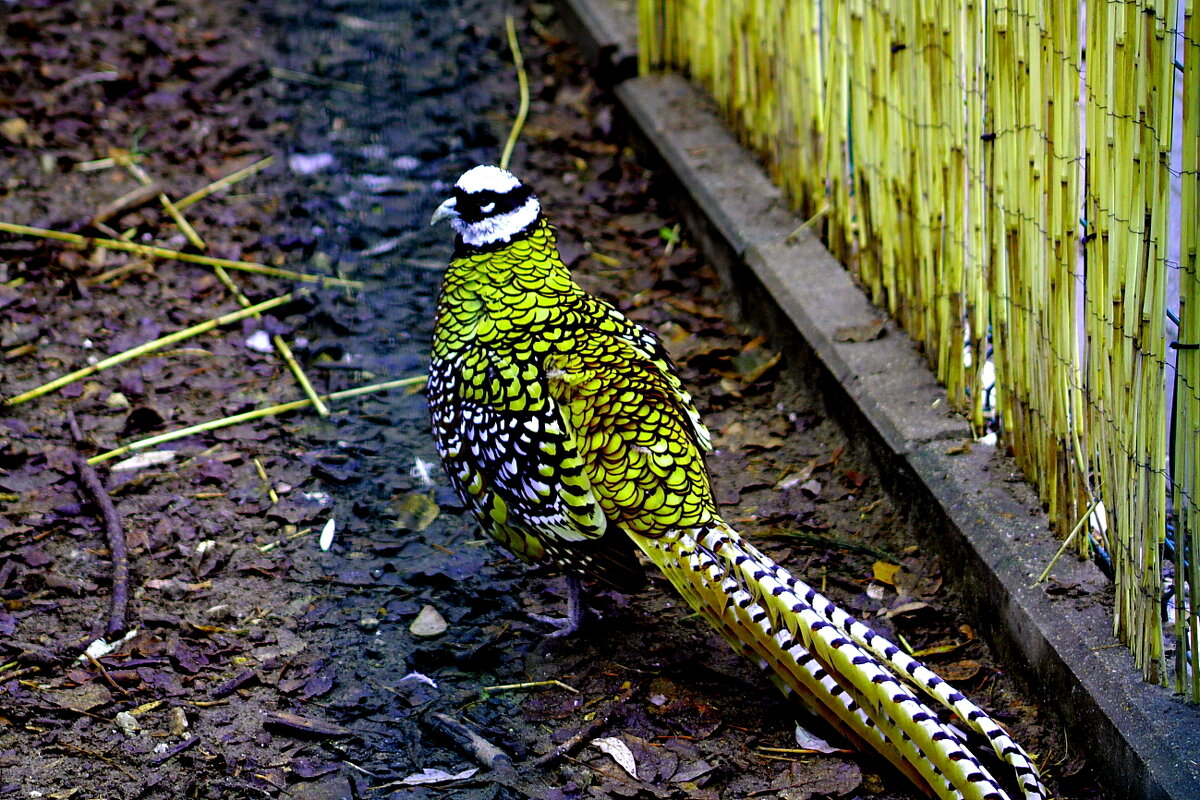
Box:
[49,70,121,99]
[261,710,354,738]
[0,665,40,685]
[121,155,330,417]
[423,712,554,796]
[67,412,130,637]
[86,652,130,697]
[257,526,314,553]
[482,679,578,695]
[0,221,363,287]
[532,712,611,768]
[210,668,258,698]
[252,457,280,504]
[84,259,154,286]
[427,712,511,771]
[3,292,295,406]
[532,684,635,768]
[87,375,427,464]
[1034,498,1101,585]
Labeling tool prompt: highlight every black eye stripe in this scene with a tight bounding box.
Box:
[453,185,534,222]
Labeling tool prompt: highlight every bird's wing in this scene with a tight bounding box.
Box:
[544,325,719,538]
[429,351,610,558]
[592,302,713,454]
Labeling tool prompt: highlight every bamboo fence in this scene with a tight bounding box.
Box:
[639,0,1199,698]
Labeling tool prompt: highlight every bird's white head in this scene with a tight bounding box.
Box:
[430,165,541,249]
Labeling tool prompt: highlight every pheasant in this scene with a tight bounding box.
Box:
[428,164,1048,800]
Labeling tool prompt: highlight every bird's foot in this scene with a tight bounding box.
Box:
[530,575,584,638]
[529,611,580,638]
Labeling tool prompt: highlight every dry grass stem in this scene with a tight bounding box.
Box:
[268,66,365,93]
[499,15,529,171]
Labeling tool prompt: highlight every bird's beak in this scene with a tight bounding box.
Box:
[430,196,458,226]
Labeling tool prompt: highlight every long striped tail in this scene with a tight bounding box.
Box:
[631,520,1048,800]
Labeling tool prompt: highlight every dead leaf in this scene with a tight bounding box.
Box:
[872,561,902,585]
[593,736,639,780]
[885,601,930,618]
[732,347,781,385]
[398,767,478,785]
[842,469,869,489]
[261,710,354,738]
[0,117,28,144]
[777,456,822,489]
[664,296,722,320]
[937,660,983,682]
[771,758,862,800]
[394,492,439,532]
[893,567,924,596]
[832,318,886,342]
[110,450,178,472]
[910,640,966,658]
[52,682,113,712]
[793,723,842,754]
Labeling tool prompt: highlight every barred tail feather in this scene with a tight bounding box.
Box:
[631,520,1047,800]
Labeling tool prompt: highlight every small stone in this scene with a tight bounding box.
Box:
[409,605,447,638]
[244,329,274,353]
[169,706,189,737]
[288,152,336,174]
[105,391,130,409]
[359,615,380,632]
[114,710,140,737]
[0,117,28,144]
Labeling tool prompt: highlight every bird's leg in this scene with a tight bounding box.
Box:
[530,574,584,637]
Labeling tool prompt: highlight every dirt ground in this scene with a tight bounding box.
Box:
[1,1,1098,799]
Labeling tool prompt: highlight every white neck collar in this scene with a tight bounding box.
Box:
[452,195,541,248]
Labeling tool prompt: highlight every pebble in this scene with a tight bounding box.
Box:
[114,711,140,737]
[169,706,189,737]
[409,605,447,638]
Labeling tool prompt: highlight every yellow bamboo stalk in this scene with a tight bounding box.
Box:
[121,159,206,250]
[175,156,275,211]
[87,376,427,465]
[118,157,332,418]
[210,265,330,417]
[0,222,362,288]
[1177,0,1200,699]
[639,0,1195,696]
[3,293,294,406]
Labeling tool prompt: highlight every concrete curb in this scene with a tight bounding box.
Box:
[552,2,1200,798]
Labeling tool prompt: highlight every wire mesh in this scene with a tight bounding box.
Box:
[640,0,1199,698]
